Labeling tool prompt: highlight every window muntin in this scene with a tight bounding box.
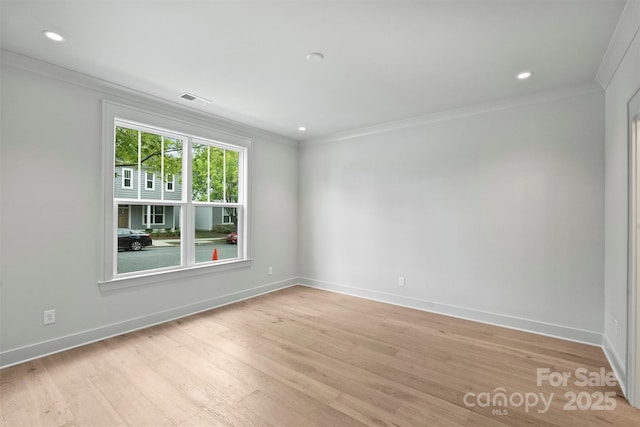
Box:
[223,207,236,224]
[143,205,165,225]
[122,168,133,189]
[116,204,181,274]
[145,172,155,190]
[191,140,241,265]
[194,206,239,263]
[166,174,175,192]
[108,113,249,281]
[114,126,184,201]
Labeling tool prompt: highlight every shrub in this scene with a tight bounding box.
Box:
[211,224,235,233]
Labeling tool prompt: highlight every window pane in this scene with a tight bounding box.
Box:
[208,146,225,202]
[114,127,139,198]
[116,204,181,274]
[145,171,155,190]
[114,126,183,201]
[192,143,235,202]
[163,137,182,200]
[192,143,209,201]
[141,132,162,199]
[194,206,238,263]
[225,150,239,203]
[109,111,249,282]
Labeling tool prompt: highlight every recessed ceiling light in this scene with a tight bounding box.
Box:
[517,71,533,80]
[298,126,307,132]
[306,52,324,63]
[43,30,65,42]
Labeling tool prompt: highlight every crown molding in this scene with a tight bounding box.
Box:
[301,83,603,146]
[595,0,640,90]
[0,49,299,147]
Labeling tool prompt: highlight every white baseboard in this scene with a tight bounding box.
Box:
[0,276,609,371]
[603,333,627,397]
[0,278,298,369]
[298,277,603,346]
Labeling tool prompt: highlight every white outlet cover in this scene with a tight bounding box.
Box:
[44,309,56,325]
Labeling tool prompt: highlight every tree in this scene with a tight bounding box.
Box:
[191,143,239,226]
[114,126,182,185]
[115,126,239,227]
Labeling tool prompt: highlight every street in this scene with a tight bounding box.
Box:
[117,242,238,274]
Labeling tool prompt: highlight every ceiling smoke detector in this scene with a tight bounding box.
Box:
[306,52,324,63]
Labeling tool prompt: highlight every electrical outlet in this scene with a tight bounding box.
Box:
[398,276,405,287]
[43,309,56,325]
[268,266,273,275]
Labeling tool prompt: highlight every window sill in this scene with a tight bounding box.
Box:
[98,259,253,293]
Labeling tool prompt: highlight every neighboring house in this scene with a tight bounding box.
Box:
[115,166,234,231]
[115,166,181,230]
[195,206,237,231]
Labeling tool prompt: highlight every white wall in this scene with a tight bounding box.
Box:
[0,56,299,367]
[602,2,640,391]
[299,89,606,344]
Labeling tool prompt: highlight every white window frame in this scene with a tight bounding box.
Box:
[144,205,165,226]
[101,100,252,290]
[166,174,175,192]
[222,207,235,224]
[145,171,155,190]
[122,168,133,189]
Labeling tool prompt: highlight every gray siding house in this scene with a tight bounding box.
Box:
[115,166,181,230]
[115,166,232,231]
[195,206,236,231]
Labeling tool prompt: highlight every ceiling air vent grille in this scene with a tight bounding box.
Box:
[180,93,197,101]
[179,92,212,103]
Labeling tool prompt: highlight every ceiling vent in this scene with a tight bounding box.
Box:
[179,92,212,103]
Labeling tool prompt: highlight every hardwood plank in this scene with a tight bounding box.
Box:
[1,286,639,426]
[39,347,131,427]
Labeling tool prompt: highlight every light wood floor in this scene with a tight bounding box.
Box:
[1,285,638,426]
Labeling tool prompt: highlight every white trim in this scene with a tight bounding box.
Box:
[298,278,603,346]
[104,100,252,283]
[595,0,640,90]
[0,278,298,369]
[222,207,236,224]
[121,167,133,189]
[143,204,165,226]
[604,333,627,396]
[301,83,603,146]
[145,171,155,191]
[166,174,175,192]
[0,49,299,147]
[101,258,252,291]
[628,87,640,408]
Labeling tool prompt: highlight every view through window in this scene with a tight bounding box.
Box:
[112,120,246,276]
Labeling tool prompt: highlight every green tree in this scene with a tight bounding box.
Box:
[114,127,182,186]
[191,144,239,226]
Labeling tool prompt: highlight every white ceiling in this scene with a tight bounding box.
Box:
[0,0,626,141]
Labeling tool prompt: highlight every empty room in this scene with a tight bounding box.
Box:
[1,0,640,425]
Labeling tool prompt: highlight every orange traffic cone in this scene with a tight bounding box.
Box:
[212,248,219,261]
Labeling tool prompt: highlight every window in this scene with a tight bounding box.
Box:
[166,174,175,192]
[145,171,155,190]
[223,207,236,224]
[103,101,251,285]
[143,205,165,225]
[122,168,133,189]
